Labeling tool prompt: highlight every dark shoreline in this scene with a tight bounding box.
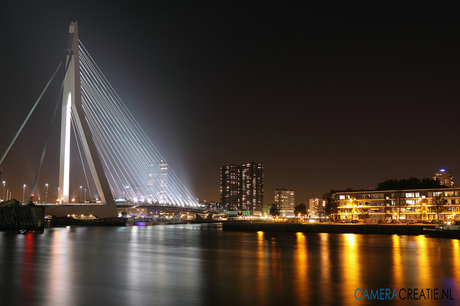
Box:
[222,222,437,235]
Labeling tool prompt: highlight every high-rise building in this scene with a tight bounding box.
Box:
[220,164,241,210]
[241,162,264,212]
[433,169,454,187]
[159,160,170,203]
[275,188,295,217]
[220,162,264,212]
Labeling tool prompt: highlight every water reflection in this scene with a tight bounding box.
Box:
[1,226,459,305]
[319,233,332,304]
[19,233,35,306]
[416,235,433,288]
[294,232,308,304]
[256,231,267,305]
[451,239,460,295]
[341,234,361,304]
[48,229,75,306]
[392,235,404,288]
[269,236,284,298]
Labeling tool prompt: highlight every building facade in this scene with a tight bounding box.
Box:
[433,169,454,187]
[332,188,460,222]
[241,162,264,212]
[275,188,295,217]
[308,198,326,218]
[220,164,241,210]
[220,162,263,212]
[159,160,170,203]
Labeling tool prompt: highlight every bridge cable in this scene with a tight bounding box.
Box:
[0,59,64,166]
[77,41,198,206]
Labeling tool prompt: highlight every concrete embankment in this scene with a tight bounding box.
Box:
[222,222,436,235]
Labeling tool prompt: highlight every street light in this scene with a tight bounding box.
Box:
[84,188,86,203]
[80,186,82,203]
[22,184,26,203]
[45,183,49,203]
[2,181,5,201]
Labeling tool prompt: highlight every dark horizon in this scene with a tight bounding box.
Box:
[2,1,460,204]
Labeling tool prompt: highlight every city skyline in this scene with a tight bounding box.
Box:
[2,1,460,203]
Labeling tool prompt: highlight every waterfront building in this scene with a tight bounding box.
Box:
[220,162,264,212]
[332,187,460,222]
[433,168,454,187]
[241,162,264,212]
[220,164,241,210]
[275,188,295,217]
[308,198,326,217]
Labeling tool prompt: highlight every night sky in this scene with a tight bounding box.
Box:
[1,1,460,204]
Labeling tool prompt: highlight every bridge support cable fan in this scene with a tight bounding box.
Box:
[77,41,198,206]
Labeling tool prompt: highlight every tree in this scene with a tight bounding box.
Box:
[376,177,446,190]
[269,204,280,217]
[294,203,307,216]
[394,190,406,221]
[431,194,445,222]
[323,192,337,218]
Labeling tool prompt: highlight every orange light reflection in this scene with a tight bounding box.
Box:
[319,233,332,304]
[256,231,267,305]
[342,234,360,304]
[392,235,404,288]
[452,240,460,282]
[294,232,308,304]
[416,235,432,287]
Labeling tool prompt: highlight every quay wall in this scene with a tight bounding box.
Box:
[222,222,436,235]
[44,204,118,218]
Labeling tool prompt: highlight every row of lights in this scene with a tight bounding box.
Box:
[1,181,86,204]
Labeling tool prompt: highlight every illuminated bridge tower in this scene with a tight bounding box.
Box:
[58,21,115,208]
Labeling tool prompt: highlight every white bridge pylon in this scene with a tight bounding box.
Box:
[59,21,115,206]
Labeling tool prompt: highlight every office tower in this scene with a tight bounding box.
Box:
[220,162,264,212]
[433,169,454,187]
[275,188,295,217]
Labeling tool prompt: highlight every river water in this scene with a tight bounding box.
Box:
[0,223,458,305]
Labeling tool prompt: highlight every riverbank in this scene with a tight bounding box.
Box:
[222,222,437,235]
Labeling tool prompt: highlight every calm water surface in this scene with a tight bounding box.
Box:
[0,223,458,305]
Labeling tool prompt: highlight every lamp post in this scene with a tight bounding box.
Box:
[45,183,49,203]
[22,184,26,203]
[2,181,5,201]
[80,186,82,203]
[84,188,86,203]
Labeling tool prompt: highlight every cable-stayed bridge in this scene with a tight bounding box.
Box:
[77,36,197,208]
[0,21,199,217]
